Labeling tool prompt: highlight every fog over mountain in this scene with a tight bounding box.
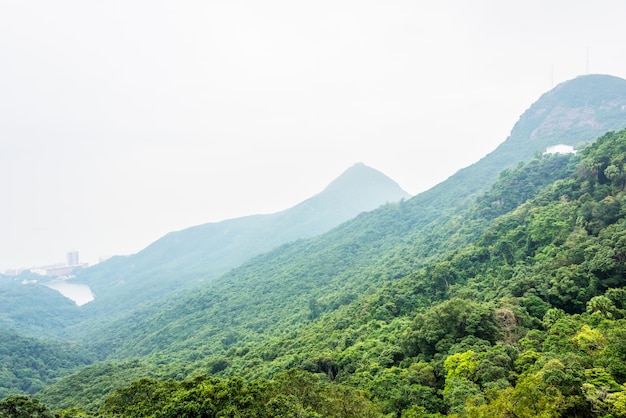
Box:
[2,1,626,270]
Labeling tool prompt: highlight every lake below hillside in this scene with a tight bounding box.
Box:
[46,280,94,306]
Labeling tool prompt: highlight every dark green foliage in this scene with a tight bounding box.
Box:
[474,153,576,220]
[403,298,500,358]
[0,328,93,399]
[0,277,83,339]
[0,395,57,418]
[35,361,164,412]
[98,370,384,418]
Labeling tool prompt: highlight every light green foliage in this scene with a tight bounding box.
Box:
[444,351,478,381]
[572,325,606,354]
[586,295,618,318]
[466,372,565,418]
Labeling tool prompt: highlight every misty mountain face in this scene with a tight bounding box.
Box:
[511,74,626,148]
[74,75,626,345]
[74,163,409,319]
[410,74,626,214]
[269,162,411,236]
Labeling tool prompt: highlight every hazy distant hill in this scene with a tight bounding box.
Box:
[74,163,409,319]
[414,74,626,209]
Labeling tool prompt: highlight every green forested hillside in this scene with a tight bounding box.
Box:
[0,276,83,338]
[0,328,93,399]
[229,129,626,416]
[69,74,626,337]
[34,129,626,417]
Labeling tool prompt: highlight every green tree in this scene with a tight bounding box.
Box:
[0,395,57,418]
[403,299,499,358]
[586,295,617,319]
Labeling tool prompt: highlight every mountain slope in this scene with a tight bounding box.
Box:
[81,153,577,360]
[38,129,626,417]
[31,145,580,413]
[33,148,566,410]
[0,327,93,398]
[73,163,408,320]
[74,75,626,360]
[0,276,83,339]
[28,75,626,413]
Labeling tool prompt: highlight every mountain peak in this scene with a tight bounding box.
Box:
[549,74,626,103]
[508,74,626,147]
[73,162,409,317]
[322,162,408,196]
[411,74,626,211]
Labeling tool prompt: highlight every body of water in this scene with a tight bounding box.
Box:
[46,280,94,306]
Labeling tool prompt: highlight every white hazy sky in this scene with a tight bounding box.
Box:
[2,1,626,270]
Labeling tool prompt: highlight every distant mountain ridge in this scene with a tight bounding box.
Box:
[74,163,409,320]
[62,75,626,323]
[268,162,411,236]
[414,74,626,210]
[519,74,626,143]
[492,73,626,160]
[32,122,626,416]
[126,162,409,276]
